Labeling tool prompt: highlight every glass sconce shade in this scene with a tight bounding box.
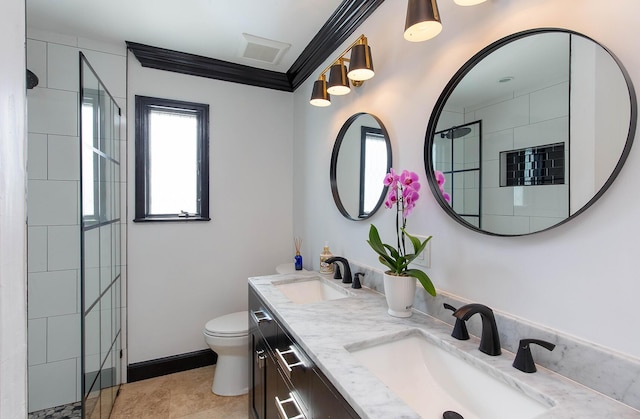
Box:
[347,44,375,81]
[327,63,351,95]
[310,78,331,107]
[404,0,443,42]
[454,0,487,5]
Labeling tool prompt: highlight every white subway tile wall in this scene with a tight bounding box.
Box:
[26,29,127,413]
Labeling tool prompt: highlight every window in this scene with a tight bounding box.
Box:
[359,126,387,217]
[134,96,210,221]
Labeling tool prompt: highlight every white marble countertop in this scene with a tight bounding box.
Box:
[249,273,640,418]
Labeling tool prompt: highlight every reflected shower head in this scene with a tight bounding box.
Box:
[441,127,471,139]
[26,69,39,89]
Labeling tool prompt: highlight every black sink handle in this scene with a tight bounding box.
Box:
[443,303,469,341]
[513,338,556,373]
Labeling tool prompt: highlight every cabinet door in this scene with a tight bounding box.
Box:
[249,330,267,419]
[265,351,281,419]
[310,370,359,419]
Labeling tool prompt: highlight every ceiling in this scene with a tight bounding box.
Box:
[26,0,346,74]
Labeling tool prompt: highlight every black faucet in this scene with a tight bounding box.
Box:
[513,338,556,373]
[444,303,469,340]
[325,256,351,284]
[352,272,363,289]
[453,303,501,356]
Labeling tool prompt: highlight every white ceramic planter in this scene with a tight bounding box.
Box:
[383,272,417,318]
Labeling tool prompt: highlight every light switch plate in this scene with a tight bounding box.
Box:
[410,235,431,268]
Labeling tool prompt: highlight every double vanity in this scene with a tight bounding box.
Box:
[249,272,639,418]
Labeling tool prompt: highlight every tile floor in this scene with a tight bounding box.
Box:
[29,401,82,418]
[110,366,248,419]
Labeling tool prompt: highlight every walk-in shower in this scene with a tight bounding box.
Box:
[433,121,482,228]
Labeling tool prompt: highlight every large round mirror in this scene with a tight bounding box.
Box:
[331,113,392,220]
[425,29,637,236]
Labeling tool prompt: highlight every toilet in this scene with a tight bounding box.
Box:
[203,311,249,396]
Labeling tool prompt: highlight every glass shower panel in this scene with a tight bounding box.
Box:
[80,52,122,418]
[433,121,482,227]
[84,304,100,394]
[100,224,112,293]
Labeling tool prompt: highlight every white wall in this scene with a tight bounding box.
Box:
[293,0,640,360]
[127,56,294,363]
[25,29,127,411]
[0,0,27,416]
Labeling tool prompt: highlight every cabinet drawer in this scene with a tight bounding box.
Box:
[249,289,277,347]
[274,367,309,419]
[275,324,312,413]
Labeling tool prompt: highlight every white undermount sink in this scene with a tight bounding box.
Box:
[273,277,352,304]
[347,330,553,419]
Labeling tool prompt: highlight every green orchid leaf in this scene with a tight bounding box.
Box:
[367,230,397,269]
[405,268,436,297]
[367,225,388,255]
[404,252,418,264]
[383,244,400,260]
[403,229,432,255]
[378,255,395,272]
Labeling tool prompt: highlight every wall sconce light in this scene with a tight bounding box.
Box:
[309,34,374,107]
[404,0,442,42]
[404,0,488,43]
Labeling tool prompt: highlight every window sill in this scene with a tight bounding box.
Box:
[133,216,211,223]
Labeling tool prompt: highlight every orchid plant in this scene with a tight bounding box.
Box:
[435,170,452,204]
[367,169,436,297]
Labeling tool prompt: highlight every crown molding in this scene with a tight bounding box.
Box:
[126,41,294,92]
[127,0,386,92]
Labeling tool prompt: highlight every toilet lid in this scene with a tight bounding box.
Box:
[204,311,248,337]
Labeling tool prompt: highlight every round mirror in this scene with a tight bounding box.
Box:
[331,113,392,220]
[425,29,637,236]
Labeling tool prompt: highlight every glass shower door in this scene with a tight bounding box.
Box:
[433,121,482,228]
[80,53,122,419]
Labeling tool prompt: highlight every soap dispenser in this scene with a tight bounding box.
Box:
[319,242,334,274]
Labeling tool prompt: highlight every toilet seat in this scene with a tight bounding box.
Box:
[204,311,248,337]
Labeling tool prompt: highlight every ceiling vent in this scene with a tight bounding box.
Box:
[240,33,291,65]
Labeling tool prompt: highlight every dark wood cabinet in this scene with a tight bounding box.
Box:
[249,286,359,419]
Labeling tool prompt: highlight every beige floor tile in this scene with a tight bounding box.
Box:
[110,366,247,419]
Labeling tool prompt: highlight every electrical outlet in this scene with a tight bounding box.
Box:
[411,235,431,268]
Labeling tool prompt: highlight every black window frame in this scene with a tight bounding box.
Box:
[134,95,210,222]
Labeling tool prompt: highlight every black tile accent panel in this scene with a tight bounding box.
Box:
[127,0,386,92]
[127,349,217,383]
[501,143,565,186]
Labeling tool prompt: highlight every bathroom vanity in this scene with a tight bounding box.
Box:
[248,273,640,418]
[249,285,358,419]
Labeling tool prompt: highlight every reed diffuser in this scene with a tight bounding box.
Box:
[294,237,303,270]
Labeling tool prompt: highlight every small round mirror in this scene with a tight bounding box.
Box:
[331,113,392,220]
[425,29,636,236]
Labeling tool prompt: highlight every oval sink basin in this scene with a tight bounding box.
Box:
[274,277,352,304]
[348,330,553,419]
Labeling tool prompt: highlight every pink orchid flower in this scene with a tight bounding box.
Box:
[434,170,446,187]
[383,168,399,187]
[400,170,419,188]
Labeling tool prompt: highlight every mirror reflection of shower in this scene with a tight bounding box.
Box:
[433,121,482,228]
[26,69,39,89]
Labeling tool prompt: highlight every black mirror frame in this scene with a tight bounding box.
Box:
[330,112,392,221]
[424,28,637,236]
